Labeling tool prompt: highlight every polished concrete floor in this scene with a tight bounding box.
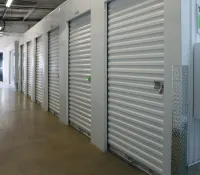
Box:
[188,163,200,175]
[0,83,144,175]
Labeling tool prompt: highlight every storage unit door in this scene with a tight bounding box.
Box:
[48,28,60,116]
[69,12,91,137]
[36,36,43,105]
[27,41,32,97]
[21,45,25,92]
[107,0,164,174]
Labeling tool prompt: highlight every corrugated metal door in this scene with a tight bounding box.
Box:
[20,45,25,92]
[36,36,43,105]
[69,12,91,137]
[27,41,32,97]
[107,0,164,174]
[48,28,60,116]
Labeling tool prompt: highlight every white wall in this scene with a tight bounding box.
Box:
[3,43,14,84]
[91,0,107,152]
[2,0,191,174]
[2,41,20,87]
[0,34,22,49]
[3,46,11,84]
[19,0,91,123]
[4,23,29,34]
[2,34,22,84]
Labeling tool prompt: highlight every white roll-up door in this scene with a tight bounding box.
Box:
[48,28,60,116]
[27,41,32,97]
[69,12,91,137]
[107,0,164,174]
[36,36,43,106]
[20,45,25,92]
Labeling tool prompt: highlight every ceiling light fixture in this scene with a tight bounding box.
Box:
[6,0,13,7]
[0,27,2,30]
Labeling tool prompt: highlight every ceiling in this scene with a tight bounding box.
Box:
[0,33,22,50]
[0,0,66,48]
[0,0,66,27]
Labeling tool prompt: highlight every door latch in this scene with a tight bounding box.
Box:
[154,81,164,94]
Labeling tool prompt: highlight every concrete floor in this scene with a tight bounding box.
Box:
[188,163,200,175]
[0,84,144,175]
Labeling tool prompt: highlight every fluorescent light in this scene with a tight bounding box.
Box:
[6,0,13,7]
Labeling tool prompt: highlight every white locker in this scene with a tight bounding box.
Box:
[107,0,164,174]
[48,28,60,116]
[27,41,32,97]
[36,36,44,106]
[69,12,92,137]
[20,45,25,92]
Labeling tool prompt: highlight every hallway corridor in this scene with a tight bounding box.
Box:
[0,84,144,175]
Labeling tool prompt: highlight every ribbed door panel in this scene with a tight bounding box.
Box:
[69,13,91,137]
[108,0,164,174]
[36,36,43,105]
[48,28,60,116]
[27,41,32,97]
[20,45,25,92]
